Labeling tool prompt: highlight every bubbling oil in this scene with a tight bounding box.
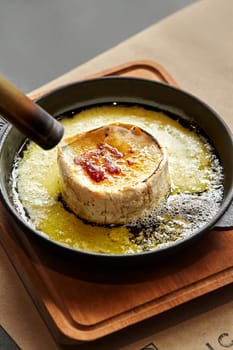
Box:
[11,105,224,254]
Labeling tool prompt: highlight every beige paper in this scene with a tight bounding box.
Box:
[0,245,58,349]
[120,287,233,350]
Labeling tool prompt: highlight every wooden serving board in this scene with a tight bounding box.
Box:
[0,61,233,345]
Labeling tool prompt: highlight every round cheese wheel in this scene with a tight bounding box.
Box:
[57,123,170,225]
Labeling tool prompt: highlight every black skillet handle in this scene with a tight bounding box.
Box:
[214,200,233,230]
[0,117,8,140]
[215,131,233,230]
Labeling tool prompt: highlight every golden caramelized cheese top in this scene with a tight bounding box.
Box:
[61,123,163,188]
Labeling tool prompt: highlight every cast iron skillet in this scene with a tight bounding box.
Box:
[0,77,233,268]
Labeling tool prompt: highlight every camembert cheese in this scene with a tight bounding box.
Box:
[57,123,170,225]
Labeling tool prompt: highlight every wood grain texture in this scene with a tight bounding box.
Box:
[0,61,232,345]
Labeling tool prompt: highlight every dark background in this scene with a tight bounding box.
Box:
[0,0,194,92]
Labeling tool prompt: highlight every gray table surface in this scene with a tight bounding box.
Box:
[0,0,193,92]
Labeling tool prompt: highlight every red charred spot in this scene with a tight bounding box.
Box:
[105,157,122,175]
[98,143,123,158]
[127,158,134,166]
[74,156,106,182]
[74,143,124,182]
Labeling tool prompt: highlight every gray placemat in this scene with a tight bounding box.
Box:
[0,326,20,350]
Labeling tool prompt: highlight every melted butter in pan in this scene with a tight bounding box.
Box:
[12,105,224,254]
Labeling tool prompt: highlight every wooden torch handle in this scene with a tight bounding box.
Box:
[0,75,64,149]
